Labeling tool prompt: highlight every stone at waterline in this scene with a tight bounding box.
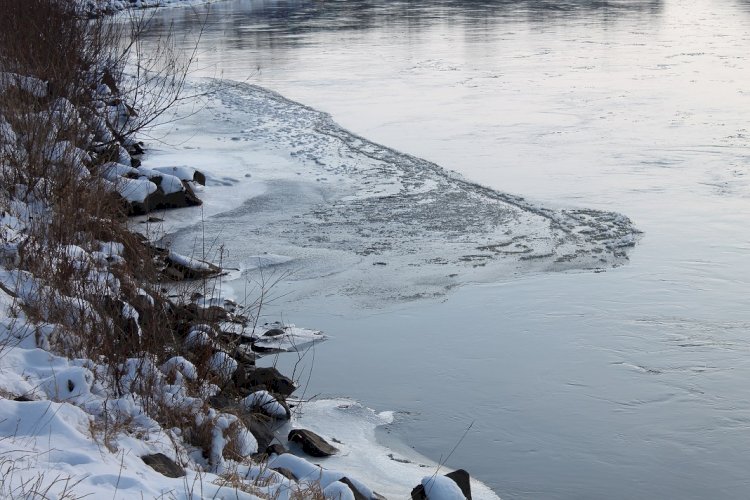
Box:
[339,477,369,500]
[163,254,221,281]
[241,390,292,420]
[272,467,297,480]
[193,170,206,186]
[266,443,288,456]
[127,179,202,216]
[163,266,184,281]
[234,366,296,397]
[263,327,286,337]
[288,428,339,457]
[411,469,472,499]
[241,413,275,451]
[444,470,472,499]
[141,453,185,478]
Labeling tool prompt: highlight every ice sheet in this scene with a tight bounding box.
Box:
[150,80,638,304]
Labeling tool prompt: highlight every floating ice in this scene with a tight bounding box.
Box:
[160,81,640,304]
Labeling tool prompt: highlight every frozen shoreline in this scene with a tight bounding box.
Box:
[149,79,640,306]
[135,77,641,497]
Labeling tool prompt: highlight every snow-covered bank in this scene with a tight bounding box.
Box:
[282,398,500,499]
[77,0,220,16]
[0,5,501,497]
[2,1,642,495]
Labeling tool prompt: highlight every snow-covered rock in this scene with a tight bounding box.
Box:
[420,475,467,499]
[241,390,290,419]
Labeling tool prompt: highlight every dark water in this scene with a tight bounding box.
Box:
[143,1,750,497]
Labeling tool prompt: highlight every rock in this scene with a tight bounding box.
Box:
[164,254,221,281]
[193,170,206,186]
[339,478,369,500]
[13,394,33,402]
[129,293,160,332]
[163,267,184,281]
[101,295,141,354]
[265,443,288,456]
[128,180,202,216]
[101,69,119,94]
[144,180,202,211]
[230,346,257,366]
[242,413,275,451]
[241,390,291,420]
[141,453,185,478]
[324,481,357,500]
[272,467,297,480]
[130,142,145,155]
[287,428,339,457]
[207,393,233,410]
[263,327,286,337]
[412,485,426,499]
[234,366,296,397]
[445,469,472,499]
[411,469,471,499]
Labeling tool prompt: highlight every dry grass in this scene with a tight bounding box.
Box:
[0,2,312,497]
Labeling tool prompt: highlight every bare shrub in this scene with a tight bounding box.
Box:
[0,0,193,420]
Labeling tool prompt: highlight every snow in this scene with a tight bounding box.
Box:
[184,327,213,349]
[114,176,157,203]
[241,390,288,419]
[0,72,47,98]
[0,11,504,498]
[100,161,139,181]
[162,356,198,381]
[0,400,265,500]
[156,171,185,194]
[208,350,237,382]
[277,398,500,499]
[152,165,197,181]
[99,240,125,257]
[247,322,327,353]
[139,167,186,194]
[168,250,212,271]
[323,481,357,500]
[421,475,467,499]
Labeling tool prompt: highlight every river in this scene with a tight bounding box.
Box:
[142,1,750,498]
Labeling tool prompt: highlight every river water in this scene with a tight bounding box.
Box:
[143,1,750,498]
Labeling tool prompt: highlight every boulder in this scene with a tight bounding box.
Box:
[445,470,472,499]
[128,180,202,216]
[141,453,185,478]
[241,390,291,420]
[272,467,297,481]
[147,179,202,211]
[242,413,275,451]
[263,327,286,337]
[339,478,369,500]
[193,170,206,186]
[411,469,471,499]
[265,443,288,456]
[234,366,296,397]
[287,428,339,457]
[164,253,221,281]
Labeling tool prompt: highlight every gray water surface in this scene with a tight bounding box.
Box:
[145,1,750,497]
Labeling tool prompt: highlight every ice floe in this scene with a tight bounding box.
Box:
[153,81,640,304]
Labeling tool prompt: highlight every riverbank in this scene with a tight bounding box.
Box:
[134,1,750,498]
[0,2,501,498]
